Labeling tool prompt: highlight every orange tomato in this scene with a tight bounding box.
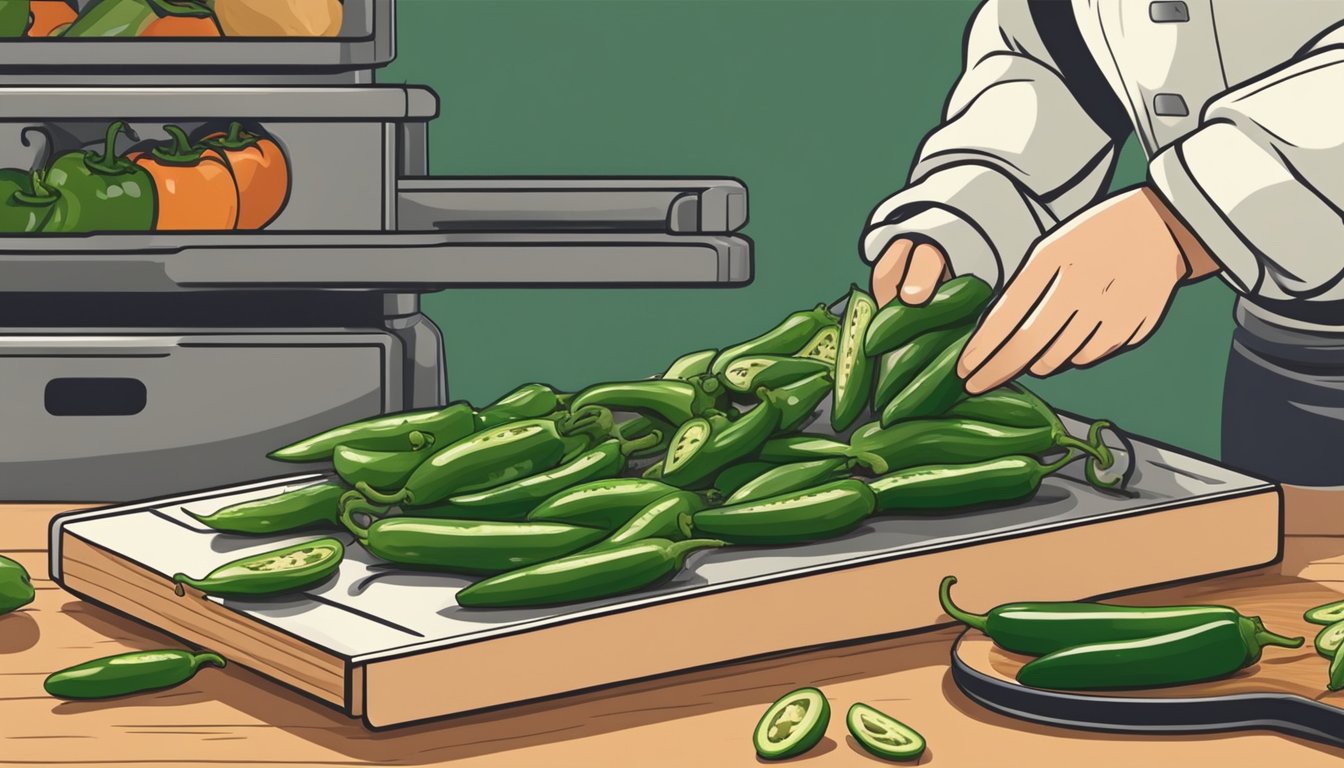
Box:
[141,14,222,37]
[28,0,76,37]
[202,122,290,230]
[134,125,239,231]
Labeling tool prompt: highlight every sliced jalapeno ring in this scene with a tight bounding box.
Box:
[1305,600,1344,626]
[1315,620,1344,659]
[846,703,926,761]
[752,686,831,761]
[172,537,344,597]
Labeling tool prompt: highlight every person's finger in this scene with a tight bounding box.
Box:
[1071,325,1129,367]
[1027,313,1100,377]
[897,242,948,306]
[963,294,1074,394]
[957,261,1059,379]
[870,239,915,307]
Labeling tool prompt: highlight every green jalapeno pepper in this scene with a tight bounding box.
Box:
[1015,617,1302,691]
[44,650,225,701]
[938,575,1302,657]
[475,383,566,429]
[569,379,723,426]
[753,687,831,761]
[642,462,665,480]
[187,482,345,534]
[1305,600,1344,626]
[756,436,851,464]
[61,0,210,37]
[1314,621,1344,659]
[864,275,993,356]
[172,537,344,597]
[692,479,876,545]
[332,445,432,493]
[444,436,656,521]
[711,461,776,496]
[591,490,701,551]
[874,324,971,413]
[269,402,475,463]
[711,304,837,378]
[663,392,781,488]
[0,169,58,233]
[944,383,1056,429]
[0,555,34,615]
[342,511,608,575]
[662,348,717,381]
[831,286,877,432]
[719,355,830,395]
[846,703,925,762]
[761,371,833,432]
[851,418,1103,476]
[43,121,156,233]
[1331,642,1344,692]
[527,478,684,531]
[727,458,852,505]
[880,328,972,426]
[356,413,605,508]
[868,452,1082,514]
[794,325,839,365]
[454,537,726,608]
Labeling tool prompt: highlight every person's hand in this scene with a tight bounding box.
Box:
[956,186,1219,394]
[870,238,951,307]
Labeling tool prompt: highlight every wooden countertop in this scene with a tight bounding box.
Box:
[5,487,1344,768]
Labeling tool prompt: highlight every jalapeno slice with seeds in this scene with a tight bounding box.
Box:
[1305,600,1344,626]
[172,537,344,597]
[753,687,830,760]
[846,703,926,762]
[1315,620,1344,659]
[794,325,839,364]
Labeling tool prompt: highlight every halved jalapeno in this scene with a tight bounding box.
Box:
[1315,620,1344,659]
[173,537,344,597]
[1306,600,1344,626]
[753,687,830,760]
[846,703,926,762]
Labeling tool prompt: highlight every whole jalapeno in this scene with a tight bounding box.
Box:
[692,479,876,545]
[727,457,853,505]
[333,445,432,493]
[756,436,852,464]
[719,355,830,395]
[187,482,345,534]
[663,391,781,489]
[0,555,34,615]
[45,650,225,701]
[874,324,971,413]
[662,348,717,381]
[268,402,475,463]
[712,461,777,497]
[880,328,972,426]
[710,304,837,378]
[342,510,607,575]
[864,275,993,356]
[569,379,723,426]
[831,286,877,432]
[944,383,1058,429]
[760,371,832,432]
[850,418,1104,476]
[868,452,1082,513]
[590,490,702,551]
[527,478,684,531]
[794,325,839,365]
[475,383,566,429]
[172,537,344,597]
[455,537,726,608]
[444,435,657,521]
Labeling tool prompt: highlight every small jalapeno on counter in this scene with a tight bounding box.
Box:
[333,445,432,493]
[710,304,837,378]
[719,355,830,395]
[0,555,34,615]
[874,324,971,413]
[569,378,723,427]
[173,537,344,597]
[590,490,702,552]
[851,417,1106,477]
[187,482,346,534]
[1015,617,1303,691]
[846,703,926,762]
[831,285,877,432]
[454,537,726,608]
[693,479,876,546]
[864,274,993,357]
[269,402,476,462]
[868,452,1082,514]
[661,348,717,381]
[711,461,776,497]
[44,650,225,701]
[760,371,832,433]
[527,478,688,531]
[662,391,781,489]
[726,457,852,505]
[752,687,830,761]
[880,327,972,426]
[475,383,567,429]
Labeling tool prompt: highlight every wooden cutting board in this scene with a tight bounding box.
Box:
[49,419,1282,729]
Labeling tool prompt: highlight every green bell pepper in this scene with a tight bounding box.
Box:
[43,122,155,233]
[0,170,59,233]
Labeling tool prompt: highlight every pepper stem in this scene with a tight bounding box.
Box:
[620,429,663,456]
[192,652,227,671]
[150,124,207,166]
[338,504,373,542]
[355,480,409,506]
[668,538,727,565]
[12,170,57,206]
[938,575,989,632]
[1255,629,1305,650]
[171,574,199,597]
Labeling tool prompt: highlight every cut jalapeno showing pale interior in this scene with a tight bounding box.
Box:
[663,418,711,476]
[752,687,830,760]
[796,325,840,365]
[1306,600,1344,626]
[846,703,926,762]
[1315,620,1344,658]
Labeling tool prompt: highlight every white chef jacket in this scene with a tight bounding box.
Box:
[861,0,1344,309]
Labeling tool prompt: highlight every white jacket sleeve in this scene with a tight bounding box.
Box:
[1149,24,1344,302]
[861,0,1122,288]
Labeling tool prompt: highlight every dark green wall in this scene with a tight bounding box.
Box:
[382,0,1235,459]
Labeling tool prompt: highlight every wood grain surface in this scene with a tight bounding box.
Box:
[4,488,1344,767]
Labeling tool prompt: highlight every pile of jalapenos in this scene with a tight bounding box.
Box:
[181,282,1128,615]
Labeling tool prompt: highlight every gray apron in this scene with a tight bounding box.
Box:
[1221,298,1344,487]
